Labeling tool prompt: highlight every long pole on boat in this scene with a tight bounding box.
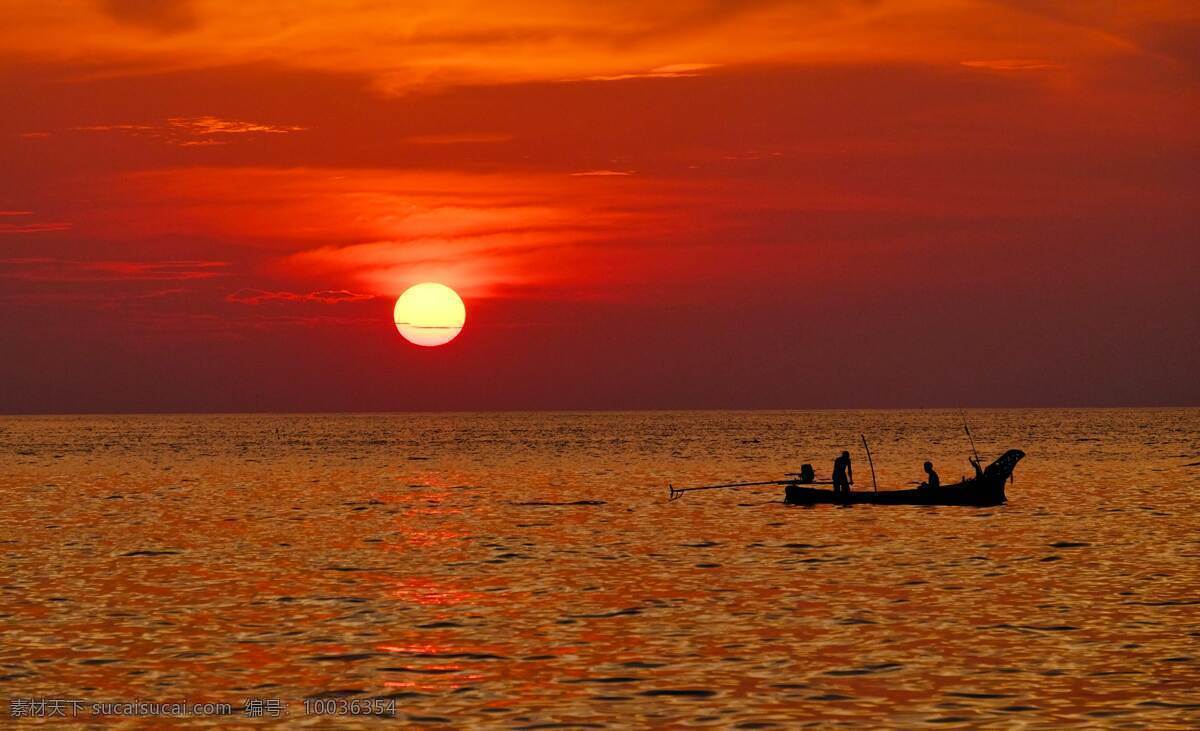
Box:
[861,434,878,493]
[668,479,789,501]
[668,476,834,500]
[961,410,981,464]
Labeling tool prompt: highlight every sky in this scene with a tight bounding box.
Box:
[1,0,1197,412]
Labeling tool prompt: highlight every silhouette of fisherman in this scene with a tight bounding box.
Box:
[832,451,853,493]
[920,460,940,489]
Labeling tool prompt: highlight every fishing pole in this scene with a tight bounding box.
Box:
[861,434,878,493]
[961,410,981,464]
[669,479,787,501]
[668,477,832,501]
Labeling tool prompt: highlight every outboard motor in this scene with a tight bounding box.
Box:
[798,464,815,484]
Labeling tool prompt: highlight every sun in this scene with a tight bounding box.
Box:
[393,283,466,347]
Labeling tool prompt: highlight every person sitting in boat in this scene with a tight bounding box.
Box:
[832,451,853,493]
[919,461,940,489]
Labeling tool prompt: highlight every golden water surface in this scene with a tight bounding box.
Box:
[1,409,1197,728]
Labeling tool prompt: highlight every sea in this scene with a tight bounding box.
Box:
[1,409,1197,728]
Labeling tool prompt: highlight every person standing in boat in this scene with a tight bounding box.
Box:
[919,461,940,489]
[832,451,853,493]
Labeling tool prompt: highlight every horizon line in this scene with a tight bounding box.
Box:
[1,404,1196,417]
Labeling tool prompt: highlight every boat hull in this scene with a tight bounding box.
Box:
[783,449,1024,507]
[785,481,1006,506]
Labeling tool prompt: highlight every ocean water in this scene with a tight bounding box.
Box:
[1,409,1197,728]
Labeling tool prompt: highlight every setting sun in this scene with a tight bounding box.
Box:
[393,282,466,347]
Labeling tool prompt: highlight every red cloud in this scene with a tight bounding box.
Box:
[73,116,304,146]
[0,211,72,234]
[0,258,227,281]
[225,288,376,305]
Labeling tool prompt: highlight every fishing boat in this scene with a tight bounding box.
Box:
[668,449,1025,507]
[784,449,1025,507]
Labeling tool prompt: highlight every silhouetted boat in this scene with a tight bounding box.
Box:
[784,449,1025,507]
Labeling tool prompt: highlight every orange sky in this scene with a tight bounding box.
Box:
[1,1,1197,410]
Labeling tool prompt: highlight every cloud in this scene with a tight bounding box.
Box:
[49,166,663,303]
[280,233,568,297]
[73,116,304,146]
[98,0,197,33]
[0,210,72,234]
[7,0,1154,94]
[585,63,720,81]
[89,167,661,298]
[74,124,158,132]
[168,116,306,135]
[989,2,1200,74]
[569,170,635,176]
[0,222,73,234]
[221,313,380,329]
[226,288,376,305]
[961,59,1064,71]
[0,258,227,281]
